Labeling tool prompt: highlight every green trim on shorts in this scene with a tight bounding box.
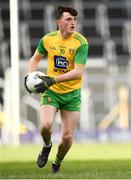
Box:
[40,89,81,111]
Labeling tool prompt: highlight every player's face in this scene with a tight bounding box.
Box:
[57,12,77,35]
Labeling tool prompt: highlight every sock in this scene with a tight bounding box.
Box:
[53,155,63,165]
[45,142,52,148]
[43,139,52,148]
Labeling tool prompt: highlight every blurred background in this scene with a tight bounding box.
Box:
[0,0,131,146]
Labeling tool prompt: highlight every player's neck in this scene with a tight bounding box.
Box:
[59,30,74,39]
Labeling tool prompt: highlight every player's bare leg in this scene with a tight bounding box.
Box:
[52,110,79,172]
[37,105,57,168]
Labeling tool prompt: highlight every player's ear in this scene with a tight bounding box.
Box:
[56,19,61,26]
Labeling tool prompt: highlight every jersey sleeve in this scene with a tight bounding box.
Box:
[74,44,89,65]
[36,38,47,55]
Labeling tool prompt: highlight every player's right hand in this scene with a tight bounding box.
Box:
[34,75,56,93]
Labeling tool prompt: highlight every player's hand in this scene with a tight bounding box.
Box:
[24,74,32,93]
[34,75,56,93]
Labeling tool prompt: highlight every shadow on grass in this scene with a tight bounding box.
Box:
[1,160,131,179]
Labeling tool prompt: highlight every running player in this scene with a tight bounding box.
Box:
[25,6,89,173]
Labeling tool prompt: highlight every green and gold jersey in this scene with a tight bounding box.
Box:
[37,31,89,94]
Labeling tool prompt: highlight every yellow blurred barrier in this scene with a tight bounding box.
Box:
[98,85,129,130]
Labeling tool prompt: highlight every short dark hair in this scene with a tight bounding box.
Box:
[56,6,78,19]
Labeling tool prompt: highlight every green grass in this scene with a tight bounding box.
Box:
[1,143,131,179]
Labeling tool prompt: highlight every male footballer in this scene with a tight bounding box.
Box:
[25,6,89,172]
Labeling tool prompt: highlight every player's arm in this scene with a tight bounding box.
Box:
[34,63,84,93]
[28,38,47,72]
[55,43,89,83]
[28,50,44,73]
[25,38,46,93]
[24,50,44,93]
[55,64,85,83]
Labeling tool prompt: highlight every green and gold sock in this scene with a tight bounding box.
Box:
[43,139,52,148]
[53,156,63,165]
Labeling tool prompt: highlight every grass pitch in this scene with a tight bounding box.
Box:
[1,143,131,179]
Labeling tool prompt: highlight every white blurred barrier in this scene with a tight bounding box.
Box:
[1,69,12,144]
[103,39,117,64]
[0,7,4,41]
[43,4,56,33]
[0,42,10,71]
[20,22,31,59]
[73,0,84,32]
[21,0,31,19]
[96,3,110,40]
[123,21,131,56]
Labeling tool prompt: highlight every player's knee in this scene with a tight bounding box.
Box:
[62,134,73,145]
[40,122,51,133]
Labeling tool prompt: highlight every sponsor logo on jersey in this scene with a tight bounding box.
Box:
[54,55,69,69]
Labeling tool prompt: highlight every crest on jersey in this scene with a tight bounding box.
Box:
[69,48,75,54]
[60,49,65,55]
[48,97,52,102]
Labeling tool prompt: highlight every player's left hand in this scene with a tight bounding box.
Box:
[34,75,56,93]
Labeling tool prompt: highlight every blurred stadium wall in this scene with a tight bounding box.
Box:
[0,0,131,145]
